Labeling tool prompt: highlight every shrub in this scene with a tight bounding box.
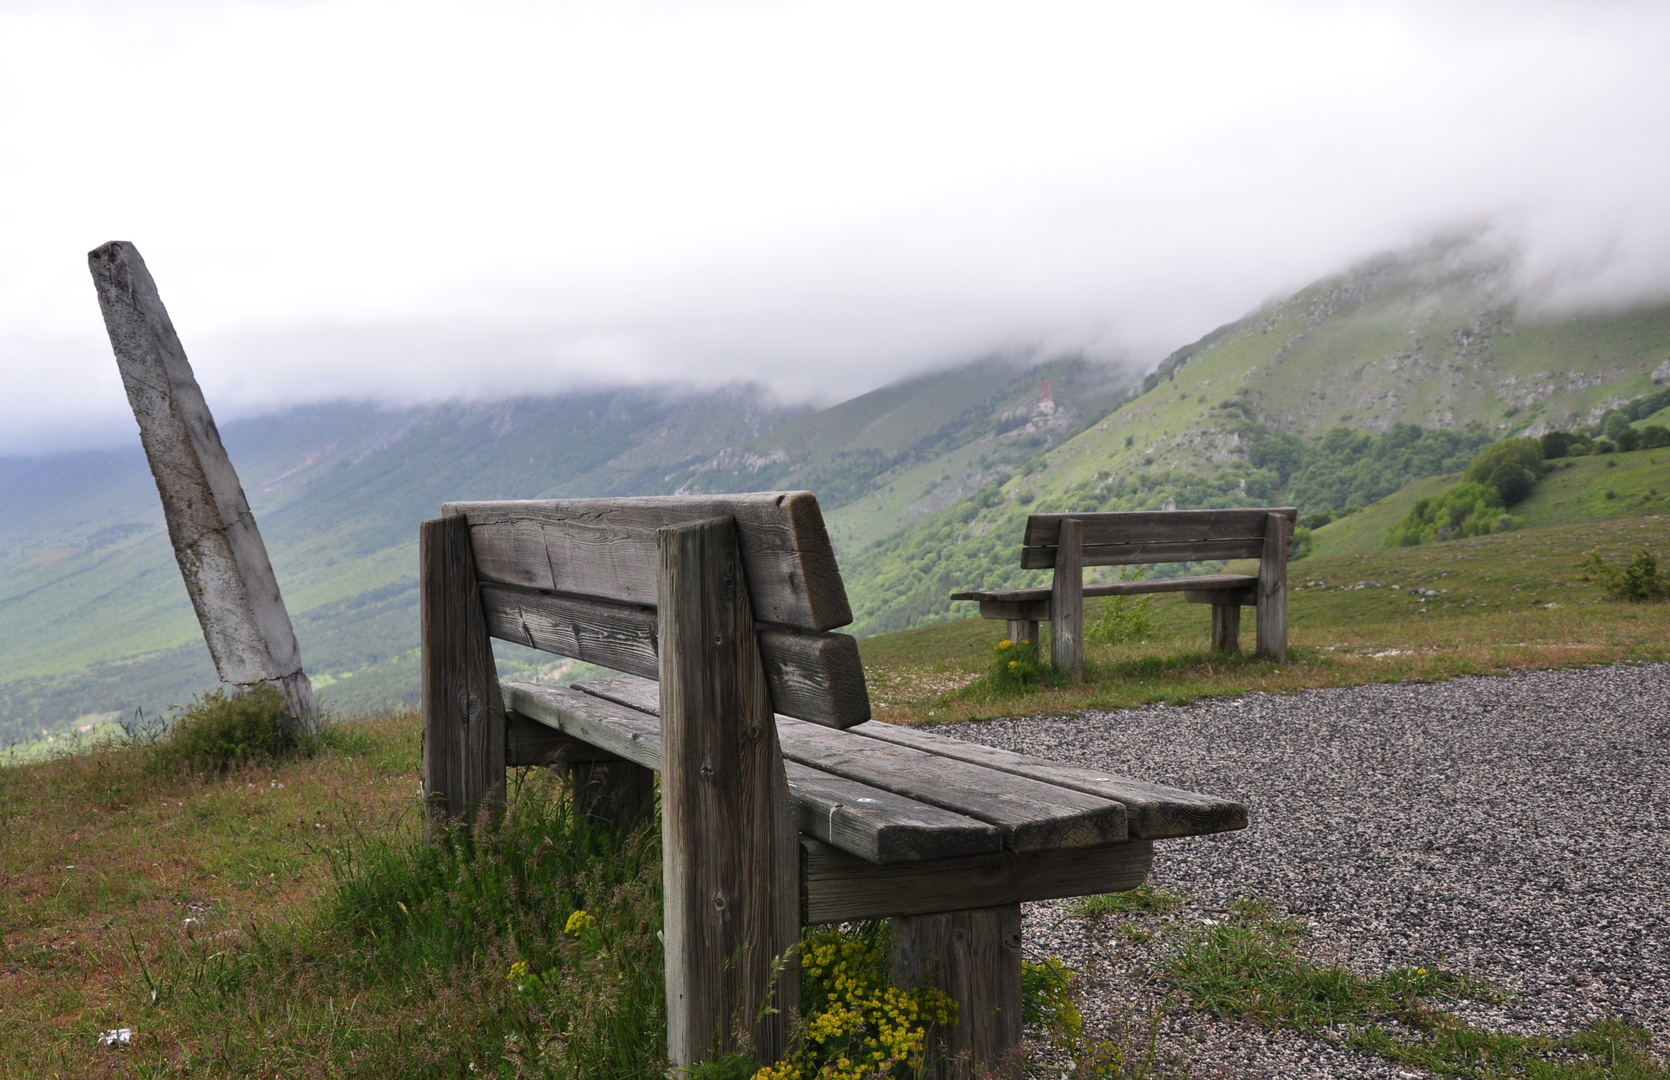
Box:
[1642,424,1670,449]
[1487,461,1536,506]
[1615,427,1642,452]
[1087,594,1160,645]
[149,685,304,775]
[1540,430,1592,459]
[1579,548,1670,601]
[1386,482,1520,546]
[1464,437,1543,484]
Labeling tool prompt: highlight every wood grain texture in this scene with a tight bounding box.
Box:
[556,672,1242,841]
[506,712,622,766]
[1210,603,1242,654]
[1050,518,1084,682]
[849,721,1248,840]
[88,241,319,733]
[1256,511,1289,662]
[801,837,1152,924]
[1021,536,1267,569]
[952,573,1256,605]
[656,517,797,1067]
[442,492,852,631]
[478,584,870,728]
[1004,619,1038,645]
[503,680,1000,863]
[892,905,1024,1080]
[1023,508,1299,548]
[421,516,507,825]
[774,716,1126,852]
[573,674,1127,853]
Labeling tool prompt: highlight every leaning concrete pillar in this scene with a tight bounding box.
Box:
[88,241,319,735]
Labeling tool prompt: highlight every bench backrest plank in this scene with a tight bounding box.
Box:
[453,494,870,728]
[1021,507,1297,569]
[444,493,852,631]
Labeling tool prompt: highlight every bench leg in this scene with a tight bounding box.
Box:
[1004,619,1039,646]
[1256,511,1289,662]
[891,904,1024,1080]
[1210,603,1240,654]
[566,760,656,830]
[1050,518,1085,683]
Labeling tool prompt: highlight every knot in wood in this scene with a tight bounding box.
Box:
[742,724,762,747]
[711,892,727,912]
[456,689,483,724]
[700,762,716,782]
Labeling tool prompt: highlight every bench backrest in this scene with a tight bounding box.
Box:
[1021,507,1298,570]
[442,492,872,729]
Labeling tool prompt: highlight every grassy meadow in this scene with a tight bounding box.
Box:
[862,513,1670,724]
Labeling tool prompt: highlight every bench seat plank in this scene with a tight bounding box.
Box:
[501,681,1001,864]
[801,837,1153,924]
[850,721,1249,839]
[481,583,871,728]
[444,493,852,631]
[573,675,1128,853]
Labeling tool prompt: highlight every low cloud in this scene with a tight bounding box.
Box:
[3,0,1669,453]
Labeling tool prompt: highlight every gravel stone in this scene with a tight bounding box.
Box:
[944,663,1670,1077]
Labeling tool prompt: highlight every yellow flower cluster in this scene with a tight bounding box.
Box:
[507,960,529,984]
[754,930,956,1080]
[564,909,597,937]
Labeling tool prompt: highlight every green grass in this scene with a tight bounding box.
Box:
[1156,898,1665,1079]
[1068,883,1188,918]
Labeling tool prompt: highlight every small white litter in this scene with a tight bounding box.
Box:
[98,1028,131,1046]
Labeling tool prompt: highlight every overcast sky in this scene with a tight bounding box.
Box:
[3,0,1669,453]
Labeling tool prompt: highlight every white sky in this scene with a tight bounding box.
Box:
[3,0,1669,452]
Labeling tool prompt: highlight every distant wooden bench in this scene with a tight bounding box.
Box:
[420,493,1246,1078]
[952,508,1298,680]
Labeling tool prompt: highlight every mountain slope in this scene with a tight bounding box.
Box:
[0,356,1132,742]
[839,237,1670,634]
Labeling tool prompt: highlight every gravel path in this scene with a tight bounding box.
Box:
[950,663,1670,1078]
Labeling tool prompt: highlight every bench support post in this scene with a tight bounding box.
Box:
[659,517,799,1069]
[1050,517,1084,683]
[1211,603,1241,654]
[1004,618,1039,646]
[1256,512,1289,662]
[892,904,1024,1080]
[421,515,507,827]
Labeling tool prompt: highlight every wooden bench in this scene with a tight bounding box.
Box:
[419,493,1246,1078]
[951,508,1298,680]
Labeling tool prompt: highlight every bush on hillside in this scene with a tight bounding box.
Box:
[1386,482,1520,546]
[1578,547,1670,601]
[1463,438,1544,504]
[149,685,307,774]
[1539,431,1593,459]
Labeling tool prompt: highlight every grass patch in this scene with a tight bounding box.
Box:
[1069,883,1188,918]
[146,685,311,775]
[1158,896,1664,1079]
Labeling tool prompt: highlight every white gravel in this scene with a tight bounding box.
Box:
[948,663,1670,1078]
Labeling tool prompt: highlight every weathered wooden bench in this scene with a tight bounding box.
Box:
[951,508,1298,680]
[419,493,1246,1078]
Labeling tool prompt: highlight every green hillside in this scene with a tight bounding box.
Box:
[1308,445,1670,557]
[840,237,1670,634]
[0,359,1128,744]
